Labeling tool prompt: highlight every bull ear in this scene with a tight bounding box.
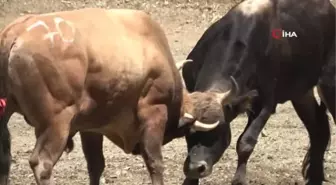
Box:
[231,89,258,113]
[176,59,193,71]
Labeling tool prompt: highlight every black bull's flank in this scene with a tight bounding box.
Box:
[177,0,335,185]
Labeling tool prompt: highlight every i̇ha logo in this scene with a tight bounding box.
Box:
[271,29,298,39]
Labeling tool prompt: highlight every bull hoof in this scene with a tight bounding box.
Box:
[0,176,9,185]
[305,180,323,185]
[231,178,248,185]
[182,178,199,185]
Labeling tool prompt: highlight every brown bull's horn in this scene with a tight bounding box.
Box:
[176,59,193,71]
[192,120,220,132]
[215,76,240,105]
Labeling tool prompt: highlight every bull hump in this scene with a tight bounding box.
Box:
[236,0,272,16]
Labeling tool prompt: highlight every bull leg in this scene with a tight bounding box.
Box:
[317,85,335,122]
[138,104,167,185]
[291,90,330,185]
[80,131,105,185]
[182,178,199,185]
[232,99,272,185]
[29,106,76,185]
[0,110,13,185]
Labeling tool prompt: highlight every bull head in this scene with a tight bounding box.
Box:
[178,77,239,132]
[176,59,241,132]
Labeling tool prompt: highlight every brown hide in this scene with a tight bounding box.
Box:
[0,8,185,185]
[1,8,183,153]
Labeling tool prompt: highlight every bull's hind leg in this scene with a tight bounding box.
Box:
[0,103,14,185]
[138,102,167,185]
[291,89,330,185]
[232,98,272,185]
[317,85,335,122]
[29,106,76,185]
[80,131,105,185]
[0,114,11,185]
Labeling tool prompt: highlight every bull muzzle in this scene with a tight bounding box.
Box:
[184,160,211,179]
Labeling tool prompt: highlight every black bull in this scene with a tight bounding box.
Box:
[178,0,335,185]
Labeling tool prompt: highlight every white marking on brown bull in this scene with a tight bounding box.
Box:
[26,17,75,46]
[26,20,50,32]
[43,32,59,44]
[237,0,271,16]
[54,17,75,43]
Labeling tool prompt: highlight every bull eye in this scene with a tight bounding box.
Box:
[200,116,208,122]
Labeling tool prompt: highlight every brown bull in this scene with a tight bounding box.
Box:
[0,8,233,185]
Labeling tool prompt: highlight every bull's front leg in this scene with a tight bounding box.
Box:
[29,106,76,185]
[80,131,105,185]
[182,178,199,185]
[138,102,167,185]
[232,99,274,185]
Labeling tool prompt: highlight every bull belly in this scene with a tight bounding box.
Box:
[77,108,143,154]
[101,122,143,154]
[274,79,317,103]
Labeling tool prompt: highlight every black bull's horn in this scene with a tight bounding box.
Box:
[178,113,220,132]
[215,76,240,105]
[175,59,193,71]
[175,59,240,104]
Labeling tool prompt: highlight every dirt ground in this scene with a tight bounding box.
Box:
[0,0,335,185]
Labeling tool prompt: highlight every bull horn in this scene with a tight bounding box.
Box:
[183,112,194,119]
[192,120,220,132]
[176,59,193,71]
[216,76,240,105]
[178,112,194,128]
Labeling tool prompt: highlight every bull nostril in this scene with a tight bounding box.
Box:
[188,160,208,176]
[197,164,206,173]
